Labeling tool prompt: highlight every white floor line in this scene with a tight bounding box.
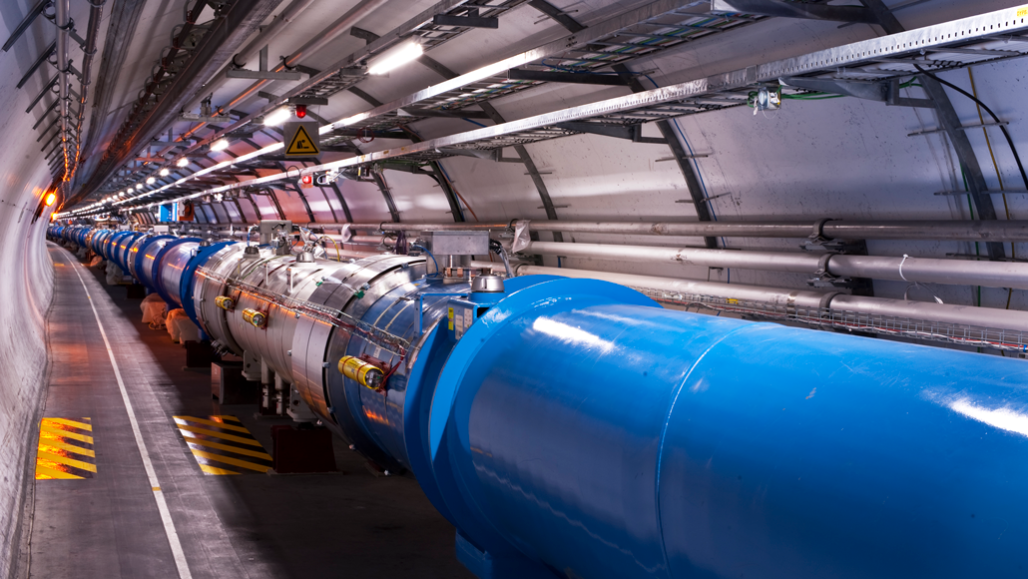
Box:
[64,252,193,579]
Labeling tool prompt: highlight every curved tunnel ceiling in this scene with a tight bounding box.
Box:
[5,0,1028,310]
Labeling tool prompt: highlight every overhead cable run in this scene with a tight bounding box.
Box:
[93,0,533,203]
[58,5,1028,219]
[99,0,774,211]
[5,0,107,189]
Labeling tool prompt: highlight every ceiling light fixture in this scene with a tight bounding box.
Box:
[210,138,230,152]
[146,177,156,185]
[159,168,170,177]
[177,158,190,168]
[136,184,144,190]
[264,108,292,126]
[367,40,423,75]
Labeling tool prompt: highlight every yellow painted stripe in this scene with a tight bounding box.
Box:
[36,450,97,473]
[40,425,93,444]
[176,426,262,447]
[38,439,95,458]
[190,449,271,473]
[216,415,242,422]
[42,418,92,432]
[173,416,251,433]
[35,463,84,480]
[183,437,272,461]
[199,464,240,476]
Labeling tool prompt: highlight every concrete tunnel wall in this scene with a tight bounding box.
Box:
[0,3,63,573]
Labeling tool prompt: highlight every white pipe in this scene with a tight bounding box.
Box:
[518,265,1028,337]
[523,241,1028,290]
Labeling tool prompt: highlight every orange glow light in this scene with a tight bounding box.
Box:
[44,191,57,206]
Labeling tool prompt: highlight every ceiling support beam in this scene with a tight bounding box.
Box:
[710,0,877,23]
[860,0,1005,261]
[507,69,628,86]
[527,0,585,33]
[2,0,52,52]
[72,0,284,206]
[614,64,718,249]
[17,40,56,89]
[372,172,401,223]
[432,14,499,29]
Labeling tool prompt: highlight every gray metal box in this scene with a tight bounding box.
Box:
[431,231,490,255]
[258,220,292,245]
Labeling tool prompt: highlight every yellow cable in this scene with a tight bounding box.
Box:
[327,236,342,261]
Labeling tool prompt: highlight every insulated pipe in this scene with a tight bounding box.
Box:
[517,265,1028,336]
[522,240,1028,290]
[55,0,70,176]
[345,219,1028,242]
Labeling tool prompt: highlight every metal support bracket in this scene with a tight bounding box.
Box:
[507,68,629,86]
[710,0,877,23]
[554,121,666,144]
[433,14,499,29]
[780,77,933,107]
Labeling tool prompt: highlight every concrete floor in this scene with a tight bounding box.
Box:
[29,243,474,579]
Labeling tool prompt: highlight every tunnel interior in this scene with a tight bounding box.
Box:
[4,1,1028,578]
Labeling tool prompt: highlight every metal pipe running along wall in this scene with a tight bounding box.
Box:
[49,224,1028,579]
[345,218,1028,242]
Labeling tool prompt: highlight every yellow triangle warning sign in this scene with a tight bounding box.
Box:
[285,124,320,156]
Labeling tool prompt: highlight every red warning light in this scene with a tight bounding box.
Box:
[300,174,313,188]
[44,191,57,207]
[296,104,307,118]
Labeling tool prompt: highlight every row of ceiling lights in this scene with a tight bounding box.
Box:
[57,40,427,219]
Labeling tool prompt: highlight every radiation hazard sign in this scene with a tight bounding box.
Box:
[282,121,321,158]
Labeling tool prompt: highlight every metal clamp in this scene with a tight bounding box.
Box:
[809,218,834,244]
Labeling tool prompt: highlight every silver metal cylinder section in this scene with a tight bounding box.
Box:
[192,244,251,355]
[159,241,201,306]
[223,253,330,382]
[290,254,427,424]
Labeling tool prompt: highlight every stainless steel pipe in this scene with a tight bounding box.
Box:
[522,241,1028,290]
[344,219,1028,242]
[55,0,70,175]
[517,265,1028,336]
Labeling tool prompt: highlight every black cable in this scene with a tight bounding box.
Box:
[914,65,1028,192]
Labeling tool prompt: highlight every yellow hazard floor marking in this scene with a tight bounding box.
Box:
[37,450,98,473]
[199,464,240,476]
[173,415,251,433]
[182,436,272,460]
[38,438,95,458]
[40,424,93,444]
[172,415,272,476]
[174,424,264,447]
[35,464,83,480]
[44,417,93,431]
[190,449,271,473]
[35,417,96,480]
